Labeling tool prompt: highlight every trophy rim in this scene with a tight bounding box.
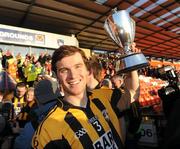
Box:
[117,63,149,74]
[116,53,149,74]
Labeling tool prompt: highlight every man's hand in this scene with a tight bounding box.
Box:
[117,42,141,54]
[131,42,141,53]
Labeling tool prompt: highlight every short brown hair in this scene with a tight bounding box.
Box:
[51,45,89,74]
[88,56,102,82]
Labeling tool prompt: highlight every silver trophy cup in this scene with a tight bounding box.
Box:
[104,9,148,73]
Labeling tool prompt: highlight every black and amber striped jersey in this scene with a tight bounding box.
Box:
[17,100,36,121]
[12,96,25,116]
[32,91,124,149]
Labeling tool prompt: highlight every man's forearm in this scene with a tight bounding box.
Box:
[124,70,140,102]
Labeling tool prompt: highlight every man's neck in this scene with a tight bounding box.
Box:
[64,92,88,108]
[88,78,99,91]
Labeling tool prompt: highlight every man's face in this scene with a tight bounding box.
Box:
[56,52,89,96]
[16,86,27,98]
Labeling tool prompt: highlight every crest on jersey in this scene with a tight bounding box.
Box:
[102,109,110,121]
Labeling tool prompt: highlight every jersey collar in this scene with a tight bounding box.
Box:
[57,92,92,111]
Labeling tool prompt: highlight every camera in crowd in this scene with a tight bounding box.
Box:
[157,65,180,117]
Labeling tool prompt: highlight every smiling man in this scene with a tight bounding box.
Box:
[32,46,125,149]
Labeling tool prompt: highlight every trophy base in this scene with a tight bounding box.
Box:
[117,53,149,74]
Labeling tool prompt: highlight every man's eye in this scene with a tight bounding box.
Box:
[59,69,68,73]
[76,64,82,69]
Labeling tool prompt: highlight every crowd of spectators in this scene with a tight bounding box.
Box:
[0,49,55,148]
[0,49,52,86]
[0,48,179,149]
[0,49,179,88]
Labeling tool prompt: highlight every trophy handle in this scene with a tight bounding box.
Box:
[130,18,135,43]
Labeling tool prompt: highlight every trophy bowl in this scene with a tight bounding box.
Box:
[104,9,148,74]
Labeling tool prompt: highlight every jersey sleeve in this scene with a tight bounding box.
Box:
[32,124,52,149]
[31,109,64,148]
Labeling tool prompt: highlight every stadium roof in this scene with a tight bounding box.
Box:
[0,0,179,59]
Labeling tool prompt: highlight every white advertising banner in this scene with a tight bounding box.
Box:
[0,28,45,45]
[0,24,79,48]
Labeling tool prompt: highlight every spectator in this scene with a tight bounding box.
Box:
[11,82,27,116]
[0,92,16,149]
[1,50,7,69]
[7,58,17,80]
[112,74,142,149]
[16,53,25,82]
[100,78,113,89]
[38,52,46,66]
[0,48,2,71]
[86,56,103,90]
[25,61,37,87]
[16,87,36,128]
[111,74,125,89]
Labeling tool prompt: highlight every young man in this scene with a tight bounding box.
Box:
[12,82,27,117]
[32,45,139,149]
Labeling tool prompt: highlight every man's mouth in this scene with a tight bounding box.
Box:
[68,80,81,85]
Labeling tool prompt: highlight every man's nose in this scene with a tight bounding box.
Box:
[68,69,77,79]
